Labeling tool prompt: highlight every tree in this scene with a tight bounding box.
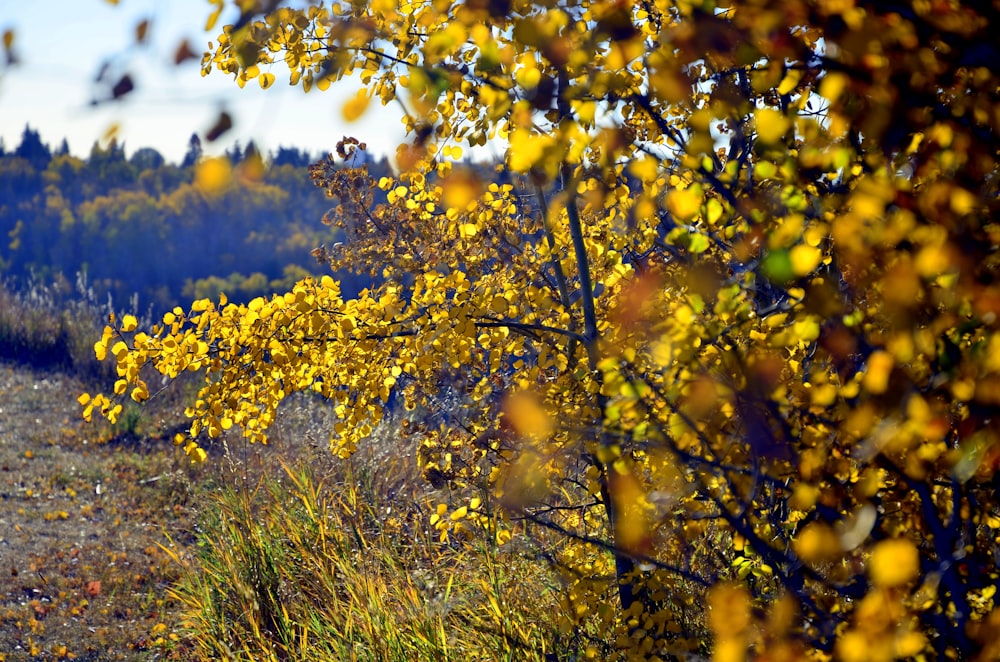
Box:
[84,1,1000,658]
[129,146,166,171]
[14,125,51,170]
[181,133,202,168]
[271,145,313,168]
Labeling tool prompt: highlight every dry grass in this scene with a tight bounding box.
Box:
[0,274,146,380]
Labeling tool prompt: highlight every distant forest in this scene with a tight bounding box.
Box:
[0,126,396,313]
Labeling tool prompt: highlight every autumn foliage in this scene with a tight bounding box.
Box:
[84,0,1000,658]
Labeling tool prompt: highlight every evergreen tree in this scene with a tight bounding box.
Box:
[272,146,311,168]
[129,147,165,171]
[181,133,202,168]
[14,125,51,170]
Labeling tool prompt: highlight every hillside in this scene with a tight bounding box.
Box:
[0,128,394,313]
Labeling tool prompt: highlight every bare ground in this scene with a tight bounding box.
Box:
[0,362,199,660]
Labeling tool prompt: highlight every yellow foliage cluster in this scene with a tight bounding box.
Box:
[84,0,1000,658]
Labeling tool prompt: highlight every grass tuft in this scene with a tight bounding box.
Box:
[167,452,573,661]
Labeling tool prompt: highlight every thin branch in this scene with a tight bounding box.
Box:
[522,511,713,587]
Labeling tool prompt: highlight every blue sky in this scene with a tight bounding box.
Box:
[0,0,407,162]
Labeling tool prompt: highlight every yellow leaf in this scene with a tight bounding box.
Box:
[608,462,653,555]
[895,631,927,657]
[508,128,554,174]
[713,636,747,662]
[572,99,596,124]
[777,67,803,95]
[342,89,370,122]
[205,4,222,31]
[131,384,149,402]
[441,169,484,211]
[950,187,977,215]
[258,72,275,89]
[790,244,822,276]
[504,391,552,441]
[869,538,919,587]
[185,443,207,464]
[102,123,121,145]
[666,187,701,222]
[194,157,232,194]
[862,350,894,395]
[121,314,138,332]
[819,72,849,104]
[754,108,792,144]
[793,522,841,563]
[111,340,129,360]
[915,244,951,278]
[489,295,509,316]
[810,383,838,407]
[707,583,751,635]
[628,157,659,183]
[836,631,870,662]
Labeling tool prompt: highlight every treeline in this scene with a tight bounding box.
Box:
[0,126,394,313]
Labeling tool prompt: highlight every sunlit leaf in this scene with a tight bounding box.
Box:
[869,538,919,587]
[666,187,700,222]
[194,156,232,194]
[862,350,894,395]
[341,89,370,121]
[754,107,791,144]
[789,244,822,276]
[441,169,484,211]
[503,391,552,441]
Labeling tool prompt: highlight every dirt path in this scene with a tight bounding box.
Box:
[0,362,197,660]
